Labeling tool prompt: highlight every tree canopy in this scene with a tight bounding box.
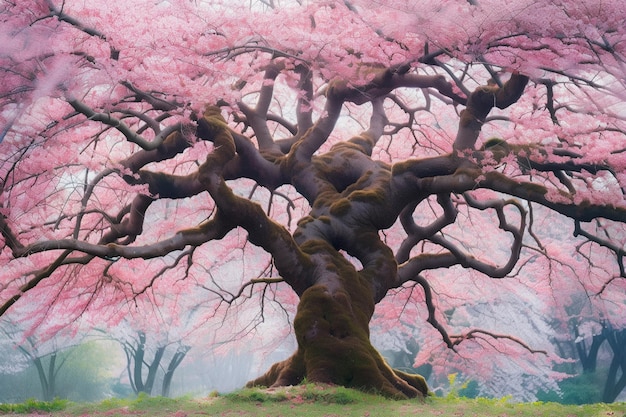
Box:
[1,0,625,399]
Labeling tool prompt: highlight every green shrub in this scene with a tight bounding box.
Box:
[536,374,602,405]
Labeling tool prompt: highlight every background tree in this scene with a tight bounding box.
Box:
[112,330,190,397]
[0,318,116,402]
[1,0,625,399]
[548,297,626,403]
[0,319,70,401]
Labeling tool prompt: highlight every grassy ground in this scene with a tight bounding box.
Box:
[1,384,625,417]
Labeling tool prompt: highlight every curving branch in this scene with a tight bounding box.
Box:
[415,275,455,349]
[453,73,529,151]
[119,81,180,111]
[197,106,314,295]
[397,194,458,263]
[479,171,626,223]
[7,214,231,261]
[333,64,467,106]
[396,194,525,282]
[458,192,527,277]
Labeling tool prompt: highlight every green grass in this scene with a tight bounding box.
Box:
[1,385,625,417]
[0,398,69,414]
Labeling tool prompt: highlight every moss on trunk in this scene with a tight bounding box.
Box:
[248,276,428,399]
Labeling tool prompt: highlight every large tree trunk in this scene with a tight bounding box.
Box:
[247,267,428,399]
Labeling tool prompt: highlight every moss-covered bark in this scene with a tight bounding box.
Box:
[247,266,428,399]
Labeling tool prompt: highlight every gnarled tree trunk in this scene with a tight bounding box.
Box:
[247,244,427,399]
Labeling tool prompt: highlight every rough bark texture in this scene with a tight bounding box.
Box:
[247,254,428,399]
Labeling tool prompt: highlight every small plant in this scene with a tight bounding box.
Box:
[446,373,464,398]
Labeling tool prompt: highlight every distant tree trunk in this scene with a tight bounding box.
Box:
[602,329,626,403]
[29,352,63,401]
[125,331,165,396]
[575,327,606,373]
[32,356,52,401]
[247,245,428,399]
[161,345,190,397]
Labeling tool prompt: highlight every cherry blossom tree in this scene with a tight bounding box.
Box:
[1,0,625,398]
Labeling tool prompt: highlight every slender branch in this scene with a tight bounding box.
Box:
[397,194,457,263]
[450,329,548,355]
[10,215,231,260]
[575,221,626,277]
[46,0,106,39]
[415,275,455,349]
[67,99,176,150]
[0,250,72,317]
[119,82,180,111]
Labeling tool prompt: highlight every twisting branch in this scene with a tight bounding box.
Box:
[197,106,313,296]
[415,275,455,349]
[397,194,458,263]
[397,191,526,281]
[453,72,529,151]
[459,192,527,277]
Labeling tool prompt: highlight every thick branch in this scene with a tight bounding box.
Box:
[295,65,314,138]
[453,73,529,151]
[237,65,281,152]
[121,130,193,172]
[333,65,466,106]
[10,216,231,260]
[197,106,314,295]
[480,171,626,223]
[415,167,626,223]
